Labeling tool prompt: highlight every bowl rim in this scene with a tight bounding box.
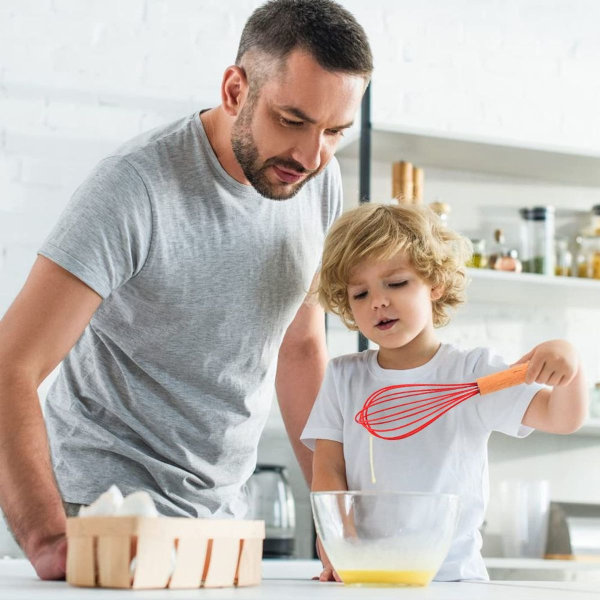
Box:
[310,490,459,501]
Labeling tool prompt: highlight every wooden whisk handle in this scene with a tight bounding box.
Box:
[476,362,529,396]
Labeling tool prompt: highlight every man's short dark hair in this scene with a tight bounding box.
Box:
[235,0,373,77]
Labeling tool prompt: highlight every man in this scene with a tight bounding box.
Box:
[0,0,372,581]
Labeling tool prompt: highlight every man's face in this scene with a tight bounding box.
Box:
[231,50,366,200]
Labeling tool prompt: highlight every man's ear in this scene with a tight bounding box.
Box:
[221,65,249,117]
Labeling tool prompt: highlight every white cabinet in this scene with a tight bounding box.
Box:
[338,123,600,186]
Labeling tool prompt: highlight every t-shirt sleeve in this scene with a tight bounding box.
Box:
[38,156,153,299]
[300,362,344,450]
[472,348,542,438]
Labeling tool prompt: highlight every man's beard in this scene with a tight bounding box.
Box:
[231,101,318,200]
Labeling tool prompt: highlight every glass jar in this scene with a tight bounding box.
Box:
[578,235,600,279]
[429,201,451,226]
[592,205,600,236]
[554,237,573,277]
[494,248,522,272]
[468,239,487,268]
[519,206,555,275]
[574,235,589,278]
[589,383,600,419]
[488,229,505,270]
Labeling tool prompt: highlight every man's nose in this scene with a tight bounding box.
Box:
[291,132,323,172]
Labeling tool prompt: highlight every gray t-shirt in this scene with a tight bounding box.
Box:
[39,112,342,517]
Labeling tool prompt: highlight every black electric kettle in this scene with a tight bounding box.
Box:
[246,464,296,558]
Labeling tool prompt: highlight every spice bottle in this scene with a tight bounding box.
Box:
[574,236,589,278]
[488,229,507,270]
[592,205,600,235]
[495,248,522,272]
[519,206,555,275]
[468,239,487,268]
[554,237,573,277]
[429,201,451,226]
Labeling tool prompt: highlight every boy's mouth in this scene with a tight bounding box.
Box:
[375,318,398,330]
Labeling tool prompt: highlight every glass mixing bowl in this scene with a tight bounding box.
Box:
[311,491,460,586]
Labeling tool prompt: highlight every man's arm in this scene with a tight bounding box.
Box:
[0,256,102,579]
[275,280,328,486]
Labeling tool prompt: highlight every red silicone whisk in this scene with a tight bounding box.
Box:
[355,362,530,440]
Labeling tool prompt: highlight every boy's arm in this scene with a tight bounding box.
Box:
[518,340,588,433]
[312,439,347,491]
[312,439,347,582]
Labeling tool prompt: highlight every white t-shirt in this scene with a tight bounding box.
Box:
[301,344,541,581]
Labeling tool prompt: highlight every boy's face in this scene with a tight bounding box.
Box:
[347,254,442,360]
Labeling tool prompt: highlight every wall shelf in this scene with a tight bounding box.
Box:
[337,123,600,186]
[466,268,600,308]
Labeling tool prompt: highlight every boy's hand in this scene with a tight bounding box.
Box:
[514,339,579,387]
[314,536,342,582]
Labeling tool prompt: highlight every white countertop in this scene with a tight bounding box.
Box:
[0,559,600,600]
[1,559,599,599]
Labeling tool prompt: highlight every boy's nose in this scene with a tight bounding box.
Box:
[371,293,390,309]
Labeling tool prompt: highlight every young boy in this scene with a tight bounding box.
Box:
[301,203,588,582]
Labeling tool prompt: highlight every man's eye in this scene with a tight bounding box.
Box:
[352,291,367,300]
[389,281,408,288]
[281,117,303,127]
[325,128,344,137]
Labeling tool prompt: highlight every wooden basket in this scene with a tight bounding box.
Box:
[66,516,265,589]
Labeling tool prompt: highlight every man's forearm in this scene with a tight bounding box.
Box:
[275,340,328,486]
[0,371,66,558]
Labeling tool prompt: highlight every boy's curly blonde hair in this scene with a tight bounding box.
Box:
[318,202,472,329]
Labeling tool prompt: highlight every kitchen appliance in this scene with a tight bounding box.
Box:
[311,490,459,586]
[355,362,529,440]
[545,501,600,560]
[245,464,296,558]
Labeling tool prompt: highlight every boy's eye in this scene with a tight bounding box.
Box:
[389,281,408,288]
[352,291,367,300]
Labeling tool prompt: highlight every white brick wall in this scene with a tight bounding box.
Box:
[1,0,600,559]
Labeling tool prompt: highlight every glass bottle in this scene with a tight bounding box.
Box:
[495,248,523,272]
[519,206,555,275]
[592,205,600,236]
[468,239,487,268]
[429,201,451,226]
[574,235,589,278]
[590,236,600,279]
[488,229,506,270]
[554,237,573,277]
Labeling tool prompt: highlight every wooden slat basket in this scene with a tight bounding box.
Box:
[66,516,265,590]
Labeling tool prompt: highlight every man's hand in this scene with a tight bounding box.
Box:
[29,533,67,580]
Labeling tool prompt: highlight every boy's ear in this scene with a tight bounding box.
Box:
[430,285,443,301]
